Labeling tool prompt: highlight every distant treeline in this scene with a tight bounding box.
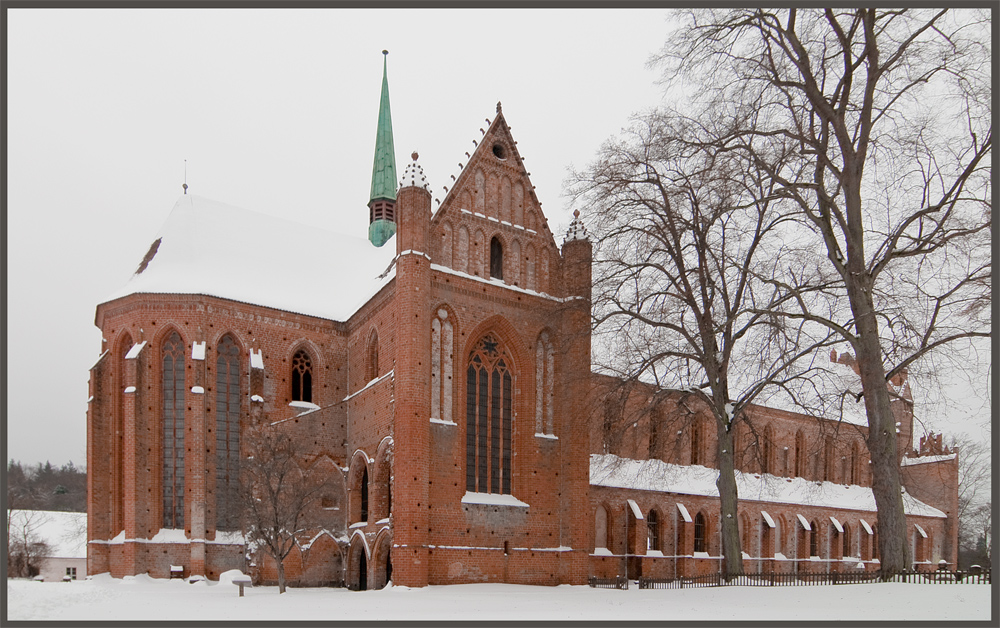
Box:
[7,460,86,513]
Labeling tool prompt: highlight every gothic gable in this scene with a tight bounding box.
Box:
[430,104,559,294]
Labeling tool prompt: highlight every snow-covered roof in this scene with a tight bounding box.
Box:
[103,195,398,322]
[900,453,956,466]
[8,510,87,558]
[590,454,945,518]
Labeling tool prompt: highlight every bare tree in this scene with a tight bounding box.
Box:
[952,433,992,569]
[570,109,837,578]
[7,509,51,578]
[659,8,991,575]
[239,420,333,593]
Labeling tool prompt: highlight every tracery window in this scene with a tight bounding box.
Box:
[215,335,241,530]
[291,349,313,403]
[162,331,185,528]
[693,512,707,553]
[465,334,513,494]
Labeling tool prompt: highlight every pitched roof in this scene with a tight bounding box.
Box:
[590,454,946,518]
[103,195,397,322]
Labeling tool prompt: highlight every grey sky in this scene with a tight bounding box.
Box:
[5,8,989,467]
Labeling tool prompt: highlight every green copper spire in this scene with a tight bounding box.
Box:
[368,50,397,247]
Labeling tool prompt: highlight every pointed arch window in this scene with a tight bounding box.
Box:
[490,236,504,280]
[360,467,369,523]
[291,349,313,403]
[162,331,185,528]
[647,509,660,551]
[367,331,379,382]
[794,430,806,478]
[215,335,241,530]
[693,512,707,553]
[690,422,702,466]
[465,334,513,494]
[113,333,132,535]
[809,521,819,557]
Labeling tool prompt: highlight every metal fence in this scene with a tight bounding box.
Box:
[589,575,629,589]
[588,570,993,590]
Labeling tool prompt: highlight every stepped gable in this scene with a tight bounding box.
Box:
[429,103,560,289]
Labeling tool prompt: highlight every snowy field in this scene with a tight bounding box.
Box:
[6,574,992,622]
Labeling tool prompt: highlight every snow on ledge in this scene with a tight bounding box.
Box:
[251,394,264,403]
[343,370,394,402]
[592,547,613,556]
[534,432,558,440]
[462,492,530,508]
[191,386,205,394]
[124,386,136,394]
[250,349,264,370]
[191,341,206,360]
[125,341,147,360]
[901,454,957,466]
[430,418,457,426]
[289,400,320,412]
[430,263,564,302]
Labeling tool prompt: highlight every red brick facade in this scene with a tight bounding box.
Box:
[87,105,958,589]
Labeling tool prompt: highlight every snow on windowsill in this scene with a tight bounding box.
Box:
[349,521,368,529]
[191,386,204,394]
[534,433,558,440]
[461,492,530,508]
[430,418,457,426]
[376,518,390,525]
[645,550,664,557]
[693,551,713,559]
[289,401,320,413]
[251,395,264,403]
[124,386,136,394]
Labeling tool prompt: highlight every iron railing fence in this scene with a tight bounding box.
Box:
[589,570,992,590]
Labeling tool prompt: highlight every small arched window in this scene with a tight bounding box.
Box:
[367,330,379,382]
[595,505,609,550]
[690,422,702,466]
[809,521,819,557]
[843,523,851,557]
[490,236,504,280]
[794,430,805,478]
[291,349,312,403]
[647,509,660,551]
[693,512,707,553]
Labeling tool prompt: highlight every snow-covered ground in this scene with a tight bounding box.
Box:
[6,574,992,622]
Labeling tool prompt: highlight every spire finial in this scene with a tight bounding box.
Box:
[368,50,398,247]
[182,159,188,195]
[497,101,502,113]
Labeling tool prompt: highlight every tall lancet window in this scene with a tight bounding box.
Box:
[534,332,555,435]
[466,334,513,494]
[215,335,241,530]
[162,331,186,529]
[430,310,454,423]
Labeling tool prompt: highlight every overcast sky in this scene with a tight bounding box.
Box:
[6,8,990,467]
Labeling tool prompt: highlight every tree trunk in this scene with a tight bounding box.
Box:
[846,272,910,576]
[715,419,743,579]
[277,555,287,593]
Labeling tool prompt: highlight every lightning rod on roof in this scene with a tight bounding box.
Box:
[183,159,188,195]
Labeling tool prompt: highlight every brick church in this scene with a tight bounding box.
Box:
[86,53,960,589]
